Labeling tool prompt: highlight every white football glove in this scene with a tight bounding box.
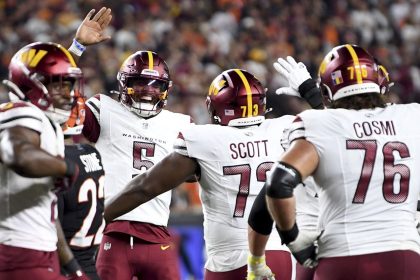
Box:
[287,230,319,268]
[273,56,312,91]
[247,254,276,280]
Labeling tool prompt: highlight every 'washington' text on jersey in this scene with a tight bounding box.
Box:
[80,153,103,173]
[353,120,396,138]
[229,140,269,159]
[122,133,167,144]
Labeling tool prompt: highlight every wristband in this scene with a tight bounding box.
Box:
[63,258,83,276]
[298,79,324,109]
[277,222,299,245]
[68,38,86,57]
[248,254,266,265]
[248,185,274,235]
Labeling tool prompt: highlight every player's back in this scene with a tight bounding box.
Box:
[0,101,64,252]
[58,144,105,272]
[290,103,420,258]
[177,116,294,271]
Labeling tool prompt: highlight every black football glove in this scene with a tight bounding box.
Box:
[277,223,319,268]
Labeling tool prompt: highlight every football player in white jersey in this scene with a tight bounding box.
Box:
[248,59,321,280]
[265,44,420,279]
[0,42,84,280]
[104,68,305,280]
[0,8,111,280]
[75,50,191,279]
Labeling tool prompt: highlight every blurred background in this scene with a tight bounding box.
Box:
[0,0,419,279]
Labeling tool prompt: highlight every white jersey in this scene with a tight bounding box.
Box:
[174,117,295,272]
[295,177,319,232]
[86,94,191,226]
[287,104,420,258]
[0,101,64,251]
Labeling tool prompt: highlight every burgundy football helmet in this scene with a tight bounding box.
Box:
[206,69,266,126]
[4,42,84,125]
[117,51,172,118]
[318,44,380,101]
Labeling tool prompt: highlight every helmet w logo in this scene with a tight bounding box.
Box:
[208,79,226,96]
[19,49,48,68]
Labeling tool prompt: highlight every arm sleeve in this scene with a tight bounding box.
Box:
[248,185,274,235]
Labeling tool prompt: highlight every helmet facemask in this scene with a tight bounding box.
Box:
[116,51,172,118]
[4,42,85,126]
[41,71,83,124]
[119,75,170,118]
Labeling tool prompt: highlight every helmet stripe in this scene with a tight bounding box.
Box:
[57,45,77,67]
[147,51,154,70]
[234,69,252,117]
[345,44,363,84]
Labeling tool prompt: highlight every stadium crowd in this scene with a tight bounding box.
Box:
[1,1,420,279]
[2,0,417,214]
[1,0,419,122]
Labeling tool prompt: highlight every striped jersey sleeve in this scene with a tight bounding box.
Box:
[85,94,101,123]
[173,132,189,157]
[0,102,43,133]
[284,115,306,146]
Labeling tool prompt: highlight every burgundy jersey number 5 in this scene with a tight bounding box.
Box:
[132,141,156,177]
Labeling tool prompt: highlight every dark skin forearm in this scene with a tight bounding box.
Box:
[56,220,75,266]
[0,127,67,177]
[104,152,198,223]
[248,227,270,256]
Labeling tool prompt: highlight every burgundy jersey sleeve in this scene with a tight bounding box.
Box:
[82,95,101,143]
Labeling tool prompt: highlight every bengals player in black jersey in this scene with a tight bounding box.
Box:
[58,144,105,280]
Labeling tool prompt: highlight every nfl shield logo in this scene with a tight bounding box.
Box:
[331,70,343,85]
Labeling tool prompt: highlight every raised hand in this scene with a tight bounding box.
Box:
[273,56,312,91]
[75,7,112,46]
[273,56,324,109]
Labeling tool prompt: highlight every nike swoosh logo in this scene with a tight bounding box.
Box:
[160,245,171,250]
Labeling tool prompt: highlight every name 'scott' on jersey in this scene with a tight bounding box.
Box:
[174,117,296,272]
